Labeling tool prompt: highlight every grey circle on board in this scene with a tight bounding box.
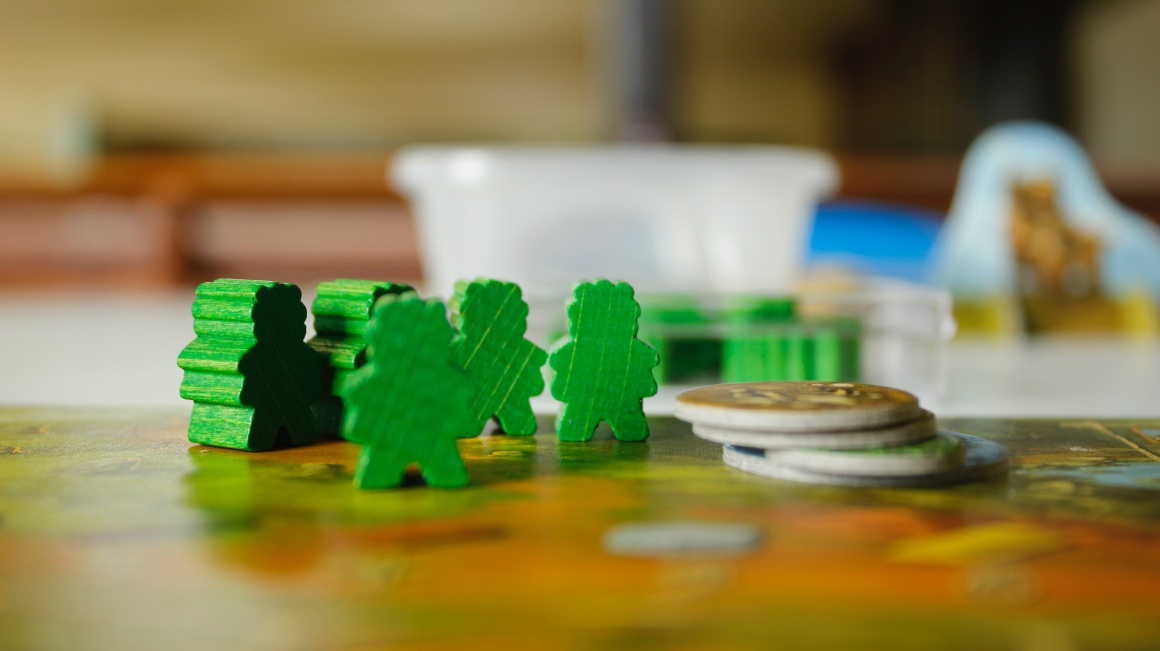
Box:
[602,521,765,557]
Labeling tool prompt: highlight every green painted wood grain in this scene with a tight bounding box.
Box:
[449,278,547,437]
[341,294,475,489]
[549,280,659,442]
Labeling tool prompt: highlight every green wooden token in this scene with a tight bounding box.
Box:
[549,280,660,442]
[308,279,414,439]
[449,278,547,437]
[637,296,720,383]
[341,294,475,489]
[811,327,843,381]
[721,297,794,383]
[177,279,322,451]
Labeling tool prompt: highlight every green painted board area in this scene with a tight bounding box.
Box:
[3,409,1160,650]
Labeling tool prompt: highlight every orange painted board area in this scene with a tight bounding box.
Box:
[1,410,1160,650]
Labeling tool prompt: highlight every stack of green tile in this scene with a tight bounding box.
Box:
[638,297,721,384]
[721,298,859,383]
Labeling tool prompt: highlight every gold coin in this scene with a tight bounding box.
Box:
[675,381,921,432]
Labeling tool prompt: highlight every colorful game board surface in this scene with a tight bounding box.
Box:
[2,409,1160,650]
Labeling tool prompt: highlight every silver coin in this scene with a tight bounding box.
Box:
[765,431,966,476]
[722,431,1008,488]
[692,410,938,450]
[676,381,921,432]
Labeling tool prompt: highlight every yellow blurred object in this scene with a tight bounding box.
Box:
[951,296,1022,338]
[1118,288,1160,338]
[888,523,1063,566]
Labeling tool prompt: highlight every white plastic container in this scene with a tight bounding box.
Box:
[391,146,838,299]
[391,146,952,411]
[796,278,955,409]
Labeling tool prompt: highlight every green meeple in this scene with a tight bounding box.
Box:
[177,279,321,451]
[341,293,476,489]
[450,278,547,437]
[549,280,659,442]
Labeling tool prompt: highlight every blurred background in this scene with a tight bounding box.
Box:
[1,0,1159,413]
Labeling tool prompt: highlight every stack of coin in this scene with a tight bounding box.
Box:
[675,381,1007,487]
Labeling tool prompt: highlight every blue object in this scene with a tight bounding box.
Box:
[806,201,944,283]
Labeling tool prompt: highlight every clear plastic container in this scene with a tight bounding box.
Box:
[391,146,952,411]
[391,145,839,298]
[523,279,954,411]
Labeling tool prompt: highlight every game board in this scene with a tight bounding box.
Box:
[2,409,1160,650]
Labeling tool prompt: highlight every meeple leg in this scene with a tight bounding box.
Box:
[419,437,469,489]
[606,402,649,442]
[281,400,320,447]
[496,398,538,436]
[354,445,409,489]
[556,403,602,442]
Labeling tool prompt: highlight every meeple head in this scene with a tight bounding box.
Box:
[365,292,455,363]
[451,278,529,332]
[566,279,641,338]
[250,283,308,343]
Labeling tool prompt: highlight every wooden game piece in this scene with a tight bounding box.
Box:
[690,409,937,450]
[721,298,861,383]
[177,279,322,451]
[785,331,813,381]
[341,293,476,489]
[449,278,547,437]
[721,298,794,383]
[637,297,720,383]
[549,280,660,442]
[675,381,920,433]
[810,327,844,382]
[722,431,1008,488]
[766,430,965,476]
[308,279,414,439]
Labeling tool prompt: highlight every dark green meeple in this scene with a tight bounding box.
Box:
[177,279,322,451]
[549,280,659,442]
[341,293,477,489]
[449,278,547,437]
[637,295,720,383]
[308,279,414,439]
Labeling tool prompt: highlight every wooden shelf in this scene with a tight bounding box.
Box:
[2,151,1158,288]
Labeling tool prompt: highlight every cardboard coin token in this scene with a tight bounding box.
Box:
[765,430,965,476]
[691,410,938,450]
[722,431,1008,488]
[676,381,921,432]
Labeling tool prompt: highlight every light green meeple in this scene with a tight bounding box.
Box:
[449,278,547,437]
[549,280,659,442]
[341,293,477,489]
